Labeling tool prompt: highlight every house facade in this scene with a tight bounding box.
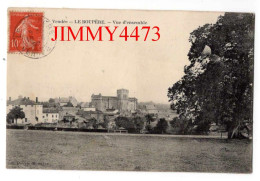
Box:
[7,97,43,125]
[144,104,159,114]
[78,102,96,111]
[42,108,59,123]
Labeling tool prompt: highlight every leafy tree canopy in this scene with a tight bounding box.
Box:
[7,106,25,124]
[115,116,135,130]
[168,13,254,138]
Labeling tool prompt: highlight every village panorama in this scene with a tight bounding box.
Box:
[6,89,178,134]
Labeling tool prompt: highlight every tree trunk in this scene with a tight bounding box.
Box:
[228,128,233,139]
[228,124,245,139]
[231,125,239,138]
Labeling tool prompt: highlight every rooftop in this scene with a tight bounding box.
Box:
[145,104,157,110]
[7,97,37,106]
[78,102,91,107]
[43,108,59,113]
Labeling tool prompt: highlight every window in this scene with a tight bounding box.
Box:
[25,118,27,122]
[43,116,45,118]
[46,114,48,116]
[52,115,54,118]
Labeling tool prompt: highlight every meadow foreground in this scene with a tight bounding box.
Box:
[6,129,252,173]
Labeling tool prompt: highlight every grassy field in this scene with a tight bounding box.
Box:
[6,129,252,173]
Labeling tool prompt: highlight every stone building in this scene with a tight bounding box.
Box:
[42,108,59,123]
[54,96,78,107]
[6,97,43,125]
[91,89,137,112]
[143,104,159,114]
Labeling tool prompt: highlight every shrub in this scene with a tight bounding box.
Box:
[154,118,169,134]
[170,117,193,135]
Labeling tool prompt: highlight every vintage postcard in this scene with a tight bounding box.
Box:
[6,7,254,173]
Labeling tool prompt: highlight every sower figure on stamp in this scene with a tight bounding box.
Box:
[15,17,39,51]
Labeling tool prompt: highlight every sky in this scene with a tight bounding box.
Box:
[7,8,223,104]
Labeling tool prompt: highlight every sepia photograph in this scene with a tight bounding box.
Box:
[5,7,254,173]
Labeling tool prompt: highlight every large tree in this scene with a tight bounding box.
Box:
[7,106,25,124]
[168,13,254,138]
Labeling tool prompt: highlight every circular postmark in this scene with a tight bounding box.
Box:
[12,14,56,59]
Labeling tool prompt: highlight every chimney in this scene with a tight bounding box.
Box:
[9,97,11,101]
[36,97,38,103]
